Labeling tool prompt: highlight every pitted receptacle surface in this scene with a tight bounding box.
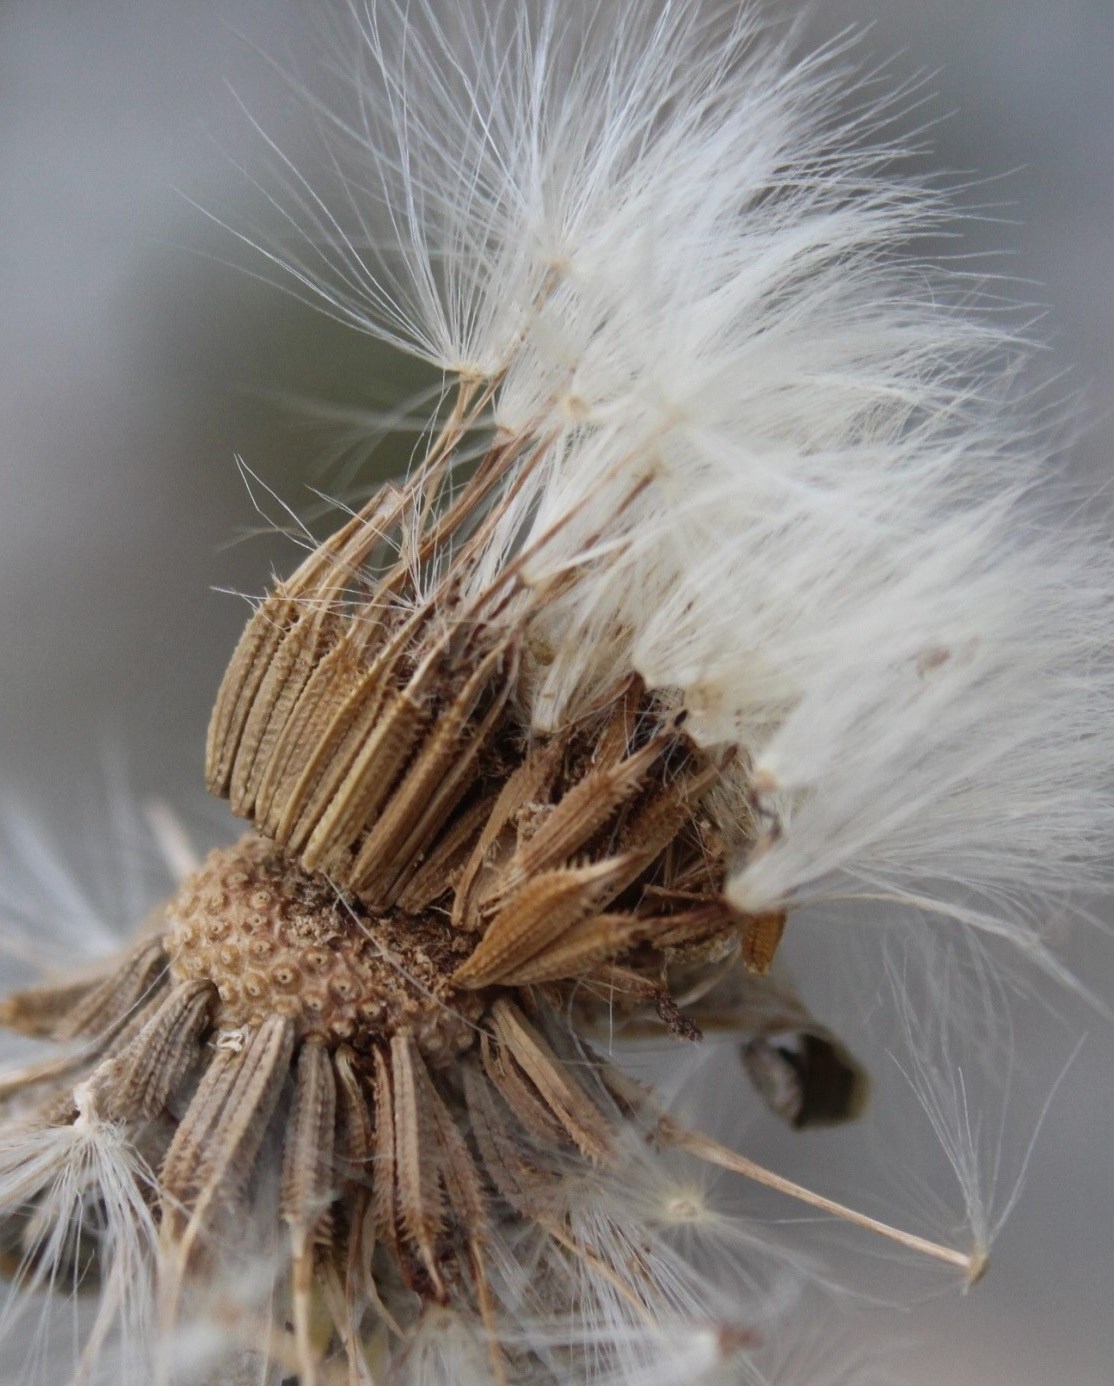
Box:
[164,834,484,1064]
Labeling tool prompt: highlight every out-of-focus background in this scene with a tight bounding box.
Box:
[0,2,1110,1382]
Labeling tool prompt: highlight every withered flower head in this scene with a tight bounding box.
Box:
[1,3,1111,1385]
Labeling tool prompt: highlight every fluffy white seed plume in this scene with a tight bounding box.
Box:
[0,1097,158,1386]
[243,0,1114,960]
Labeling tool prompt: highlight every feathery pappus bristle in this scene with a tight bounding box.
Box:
[2,1,1111,1382]
[220,0,1114,952]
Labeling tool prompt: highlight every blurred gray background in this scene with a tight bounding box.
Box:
[1,2,1111,1383]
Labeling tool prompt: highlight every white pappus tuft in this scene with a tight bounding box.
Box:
[237,0,1114,955]
[0,1098,158,1385]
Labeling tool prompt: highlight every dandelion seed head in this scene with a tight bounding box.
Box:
[1,0,1111,1381]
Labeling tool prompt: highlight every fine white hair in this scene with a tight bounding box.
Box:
[234,0,1114,960]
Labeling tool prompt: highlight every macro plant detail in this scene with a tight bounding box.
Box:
[0,452,879,1385]
[1,3,1112,1385]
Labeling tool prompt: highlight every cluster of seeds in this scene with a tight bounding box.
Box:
[0,360,1002,1378]
[0,447,875,1384]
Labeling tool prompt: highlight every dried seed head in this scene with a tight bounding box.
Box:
[164,834,484,1064]
[4,3,1094,1379]
[0,472,887,1381]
